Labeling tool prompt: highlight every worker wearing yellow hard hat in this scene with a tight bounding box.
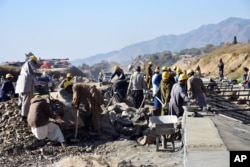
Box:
[186,68,207,112]
[110,65,125,81]
[168,73,193,118]
[187,69,194,75]
[15,52,41,122]
[0,73,16,102]
[59,73,73,90]
[113,65,120,71]
[162,71,170,80]
[110,65,127,101]
[66,73,73,78]
[145,61,153,89]
[6,73,14,79]
[174,67,183,82]
[29,55,39,65]
[157,71,174,115]
[178,74,188,81]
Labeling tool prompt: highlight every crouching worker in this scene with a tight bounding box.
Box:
[28,95,67,147]
[0,73,17,102]
[72,83,104,136]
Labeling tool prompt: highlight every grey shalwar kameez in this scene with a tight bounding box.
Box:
[169,83,189,117]
[15,59,38,118]
[187,75,206,108]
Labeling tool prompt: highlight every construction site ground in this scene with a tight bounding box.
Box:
[1,63,250,166]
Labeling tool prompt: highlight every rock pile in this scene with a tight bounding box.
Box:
[0,96,155,167]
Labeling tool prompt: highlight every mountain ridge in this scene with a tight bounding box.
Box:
[71,17,250,66]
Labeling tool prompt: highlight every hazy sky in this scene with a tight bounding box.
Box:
[1,0,249,62]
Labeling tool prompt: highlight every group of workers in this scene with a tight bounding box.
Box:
[2,54,248,148]
[0,54,105,147]
[105,61,207,118]
[143,62,206,117]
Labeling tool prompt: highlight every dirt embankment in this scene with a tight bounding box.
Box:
[172,43,250,80]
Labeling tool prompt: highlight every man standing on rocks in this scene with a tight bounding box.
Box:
[15,54,41,122]
[217,58,224,81]
[127,66,147,109]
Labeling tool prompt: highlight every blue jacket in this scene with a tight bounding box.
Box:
[0,81,15,101]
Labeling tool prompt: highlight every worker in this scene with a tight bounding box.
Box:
[196,65,201,77]
[110,65,125,81]
[207,77,219,94]
[145,61,153,89]
[109,65,128,101]
[155,71,174,115]
[241,67,249,88]
[15,54,41,122]
[127,66,147,109]
[98,71,104,87]
[172,65,177,75]
[152,67,162,109]
[217,58,224,81]
[58,73,73,89]
[169,74,194,117]
[27,95,66,147]
[187,69,207,110]
[162,66,176,84]
[0,73,17,102]
[175,67,183,82]
[72,83,104,136]
[246,66,250,88]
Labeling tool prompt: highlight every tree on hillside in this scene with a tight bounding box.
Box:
[232,36,238,45]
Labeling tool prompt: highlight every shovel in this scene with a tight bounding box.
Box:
[136,95,146,114]
[70,104,84,142]
[101,92,117,114]
[70,109,80,142]
[154,96,168,110]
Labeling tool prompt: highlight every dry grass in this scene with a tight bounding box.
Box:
[174,43,250,80]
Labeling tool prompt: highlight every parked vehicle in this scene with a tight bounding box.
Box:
[34,76,55,95]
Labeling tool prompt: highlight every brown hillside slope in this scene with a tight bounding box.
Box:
[173,43,250,80]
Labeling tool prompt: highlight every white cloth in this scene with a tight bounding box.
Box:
[15,59,36,94]
[31,122,65,143]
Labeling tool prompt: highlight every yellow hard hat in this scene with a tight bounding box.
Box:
[29,55,38,64]
[66,73,73,78]
[173,66,177,70]
[179,74,188,81]
[5,73,14,79]
[34,95,41,98]
[162,71,170,80]
[114,65,119,71]
[187,69,194,75]
[148,61,153,65]
[176,67,182,74]
[161,66,168,71]
[64,81,73,89]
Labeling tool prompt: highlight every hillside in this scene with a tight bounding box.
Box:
[173,43,250,80]
[71,17,250,66]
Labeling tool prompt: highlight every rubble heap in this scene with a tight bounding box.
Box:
[0,97,155,167]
